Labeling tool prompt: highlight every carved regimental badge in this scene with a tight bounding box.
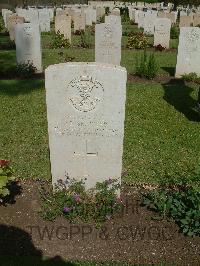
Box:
[68,75,104,112]
[185,28,200,52]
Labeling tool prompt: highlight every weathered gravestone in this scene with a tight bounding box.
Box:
[138,11,145,28]
[111,8,120,16]
[154,18,171,49]
[96,6,105,21]
[84,8,93,26]
[15,23,42,73]
[39,10,50,32]
[45,62,127,190]
[91,8,97,23]
[95,22,122,65]
[193,13,200,26]
[180,15,193,27]
[176,27,200,78]
[166,12,176,24]
[3,10,13,28]
[74,12,86,32]
[144,12,157,35]
[55,14,71,43]
[105,14,121,25]
[27,9,39,24]
[8,15,25,41]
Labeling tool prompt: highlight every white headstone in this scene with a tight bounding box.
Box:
[96,6,105,21]
[74,12,86,32]
[176,27,200,78]
[105,14,121,25]
[15,23,42,73]
[4,10,13,28]
[138,11,145,28]
[154,18,171,49]
[45,62,127,190]
[8,15,25,41]
[55,15,71,43]
[180,15,193,27]
[95,22,122,65]
[84,8,93,26]
[144,12,157,35]
[39,9,50,32]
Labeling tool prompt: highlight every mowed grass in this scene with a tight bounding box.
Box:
[1,79,200,185]
[0,47,177,77]
[0,19,199,186]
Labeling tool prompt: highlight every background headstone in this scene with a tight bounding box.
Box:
[154,18,171,49]
[15,23,42,73]
[176,27,200,77]
[74,12,86,32]
[8,15,25,41]
[95,22,122,65]
[55,14,71,43]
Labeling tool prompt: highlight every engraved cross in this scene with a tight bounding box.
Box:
[73,140,98,178]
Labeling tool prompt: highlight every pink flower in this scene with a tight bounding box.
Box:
[105,178,114,185]
[116,197,123,204]
[63,206,71,213]
[73,194,81,203]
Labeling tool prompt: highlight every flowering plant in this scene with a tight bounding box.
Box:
[40,178,123,225]
[127,32,149,49]
[154,44,166,51]
[0,159,15,200]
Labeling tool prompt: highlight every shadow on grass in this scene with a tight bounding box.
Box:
[163,79,200,122]
[0,79,44,96]
[0,50,17,78]
[0,224,75,265]
[3,181,22,206]
[161,67,175,77]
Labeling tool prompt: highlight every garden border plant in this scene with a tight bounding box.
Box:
[39,178,123,226]
[0,159,16,202]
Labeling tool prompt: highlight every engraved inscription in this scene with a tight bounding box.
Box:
[54,116,121,137]
[68,75,104,112]
[184,29,200,52]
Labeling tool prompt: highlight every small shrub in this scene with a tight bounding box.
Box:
[130,20,135,25]
[98,15,105,23]
[16,61,37,78]
[170,26,179,39]
[74,29,84,35]
[78,31,91,48]
[57,51,75,62]
[0,17,8,34]
[51,31,71,49]
[135,50,159,79]
[0,160,15,202]
[105,7,110,15]
[182,73,200,84]
[127,32,149,49]
[40,178,123,225]
[87,24,95,35]
[154,44,166,51]
[143,187,200,236]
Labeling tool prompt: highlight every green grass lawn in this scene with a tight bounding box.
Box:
[0,19,199,187]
